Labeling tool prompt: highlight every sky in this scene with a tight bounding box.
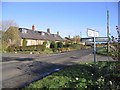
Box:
[2,2,119,38]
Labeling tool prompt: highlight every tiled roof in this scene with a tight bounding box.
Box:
[19,28,63,41]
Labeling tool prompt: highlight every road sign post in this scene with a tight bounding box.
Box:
[93,32,96,64]
[87,28,99,90]
[81,29,109,89]
[81,29,109,64]
[87,28,99,64]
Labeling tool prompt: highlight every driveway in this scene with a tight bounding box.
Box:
[2,48,113,88]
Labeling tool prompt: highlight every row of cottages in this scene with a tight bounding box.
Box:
[19,25,63,48]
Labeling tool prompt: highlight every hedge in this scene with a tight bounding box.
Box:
[6,45,46,52]
[63,43,84,50]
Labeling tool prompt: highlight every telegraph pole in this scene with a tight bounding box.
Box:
[107,10,110,52]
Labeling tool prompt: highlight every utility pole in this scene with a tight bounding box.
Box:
[107,10,110,52]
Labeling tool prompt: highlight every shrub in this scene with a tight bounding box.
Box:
[63,43,70,48]
[6,46,15,52]
[6,45,46,52]
[43,41,47,47]
[36,45,46,51]
[110,43,120,61]
[57,42,63,48]
[50,41,57,52]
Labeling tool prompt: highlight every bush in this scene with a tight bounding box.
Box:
[6,46,16,52]
[57,42,63,48]
[50,41,57,52]
[43,41,47,47]
[63,43,70,48]
[110,43,120,61]
[6,45,46,52]
[36,45,46,51]
[63,43,82,50]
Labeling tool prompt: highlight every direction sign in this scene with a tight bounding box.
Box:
[86,28,108,65]
[81,38,93,42]
[81,37,109,42]
[96,37,109,42]
[87,28,99,37]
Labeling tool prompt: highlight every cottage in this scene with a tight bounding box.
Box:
[19,25,63,48]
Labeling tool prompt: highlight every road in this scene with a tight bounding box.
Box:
[2,48,94,88]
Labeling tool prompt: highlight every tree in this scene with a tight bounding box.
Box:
[73,35,81,44]
[0,20,19,31]
[0,30,3,51]
[2,26,21,49]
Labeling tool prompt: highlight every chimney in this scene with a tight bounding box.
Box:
[32,25,35,31]
[68,35,70,38]
[47,28,50,33]
[57,31,59,35]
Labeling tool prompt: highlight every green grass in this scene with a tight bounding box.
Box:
[24,61,120,89]
[97,48,109,56]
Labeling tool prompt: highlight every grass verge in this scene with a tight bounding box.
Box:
[24,61,120,89]
[97,48,109,56]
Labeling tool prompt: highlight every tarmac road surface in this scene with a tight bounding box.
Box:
[2,48,113,88]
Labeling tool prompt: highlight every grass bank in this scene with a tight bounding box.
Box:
[24,61,120,89]
[97,47,109,56]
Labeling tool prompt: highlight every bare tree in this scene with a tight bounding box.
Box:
[1,20,19,31]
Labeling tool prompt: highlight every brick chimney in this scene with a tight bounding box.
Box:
[32,25,35,31]
[47,28,50,33]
